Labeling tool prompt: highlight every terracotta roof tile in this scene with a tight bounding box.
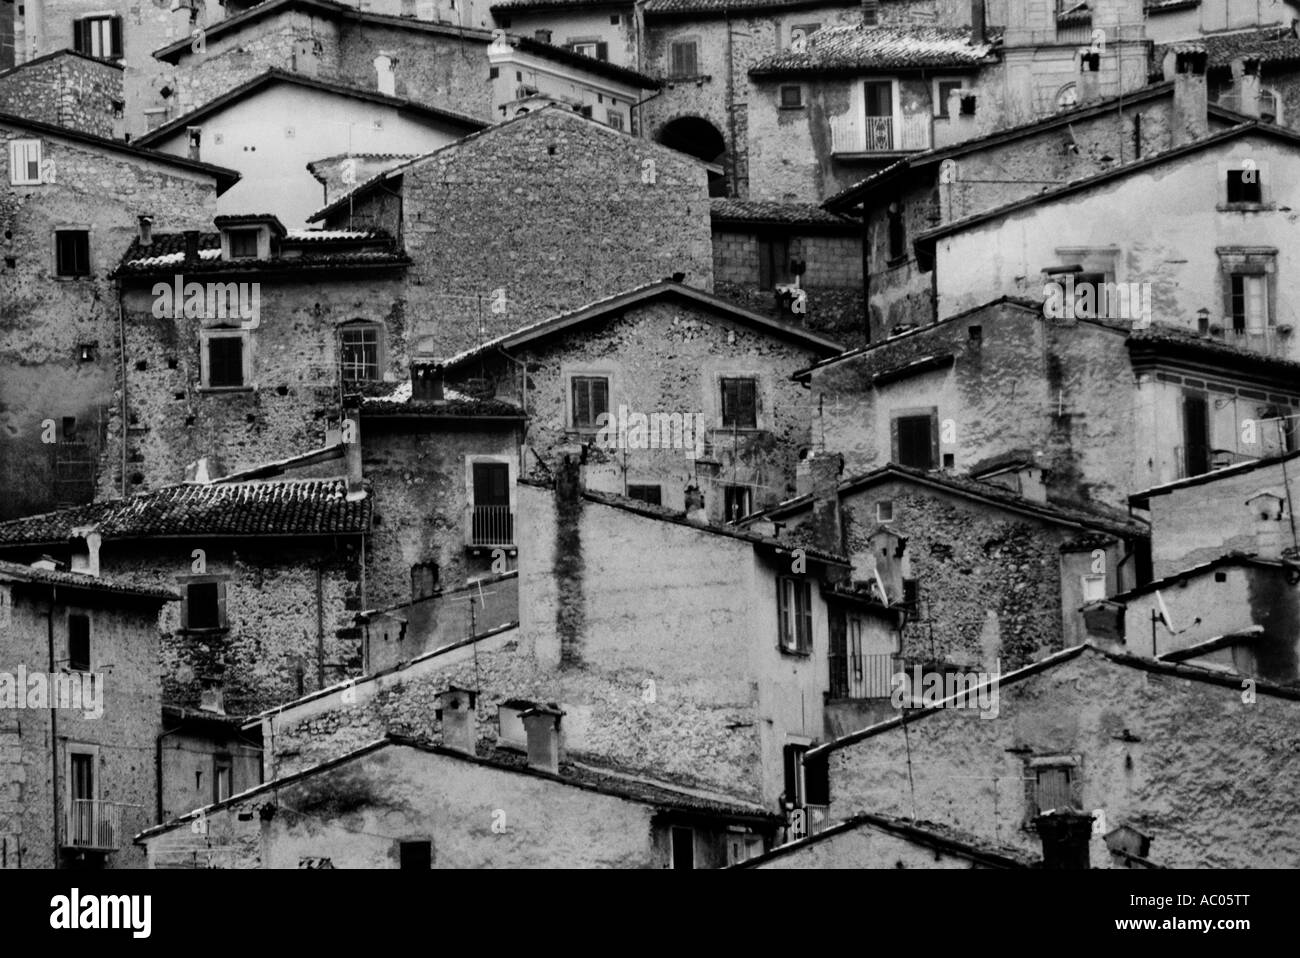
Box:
[751,25,993,76]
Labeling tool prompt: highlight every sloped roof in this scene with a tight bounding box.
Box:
[436,281,845,370]
[750,25,994,77]
[114,230,408,277]
[0,480,370,546]
[134,69,487,148]
[1154,25,1300,72]
[644,0,857,16]
[0,559,177,602]
[1126,322,1300,381]
[1130,448,1300,504]
[711,198,859,229]
[1107,552,1294,603]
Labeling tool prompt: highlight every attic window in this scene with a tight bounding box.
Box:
[876,500,893,522]
[1226,169,1262,205]
[227,229,258,259]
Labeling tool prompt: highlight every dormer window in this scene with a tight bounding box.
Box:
[227,229,259,259]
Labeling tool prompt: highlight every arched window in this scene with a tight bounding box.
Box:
[339,320,383,383]
[1056,83,1078,110]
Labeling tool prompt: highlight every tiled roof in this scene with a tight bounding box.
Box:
[644,0,852,13]
[493,0,632,8]
[750,25,993,76]
[0,559,178,601]
[0,480,371,545]
[361,383,526,419]
[711,198,859,228]
[114,231,409,276]
[1155,26,1300,71]
[1127,322,1300,376]
[1145,0,1200,11]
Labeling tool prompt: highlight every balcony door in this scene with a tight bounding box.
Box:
[864,80,894,151]
[69,752,95,845]
[471,461,512,546]
[1183,394,1210,478]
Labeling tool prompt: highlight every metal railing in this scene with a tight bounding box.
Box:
[470,504,514,547]
[828,652,898,700]
[829,113,931,154]
[66,800,131,851]
[1215,325,1292,359]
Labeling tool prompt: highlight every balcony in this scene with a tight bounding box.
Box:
[1210,324,1294,359]
[65,800,132,852]
[828,652,898,700]
[829,113,931,155]
[469,504,515,548]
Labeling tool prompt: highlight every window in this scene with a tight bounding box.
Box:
[1081,574,1106,602]
[670,826,694,869]
[892,411,937,469]
[1183,393,1210,478]
[789,22,819,48]
[570,41,607,60]
[726,833,764,865]
[1056,82,1078,110]
[901,578,919,610]
[213,756,232,803]
[777,575,812,653]
[203,333,246,388]
[934,78,963,117]
[723,483,752,522]
[1226,169,1262,205]
[183,580,227,631]
[55,230,89,277]
[339,323,382,382]
[720,377,758,429]
[876,500,894,522]
[62,416,77,441]
[627,484,662,505]
[757,235,790,290]
[9,139,42,184]
[570,375,609,430]
[411,561,438,600]
[887,201,905,262]
[67,614,90,672]
[399,840,432,869]
[227,229,259,259]
[471,461,513,546]
[74,15,122,59]
[668,39,698,78]
[606,110,624,131]
[782,743,808,805]
[1070,271,1108,318]
[68,750,96,846]
[1030,764,1075,817]
[1230,273,1268,332]
[804,751,829,806]
[779,84,803,108]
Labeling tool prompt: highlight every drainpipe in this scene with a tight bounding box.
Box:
[315,563,325,688]
[47,585,60,866]
[724,10,737,197]
[117,287,129,497]
[861,213,871,343]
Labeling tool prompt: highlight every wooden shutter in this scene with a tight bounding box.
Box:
[595,41,608,61]
[804,752,829,806]
[928,408,939,469]
[215,580,228,629]
[782,744,799,802]
[798,580,812,650]
[890,416,901,464]
[74,18,90,54]
[776,577,789,648]
[757,238,773,290]
[109,16,122,57]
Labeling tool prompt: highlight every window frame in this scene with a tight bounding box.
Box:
[626,483,662,505]
[9,139,42,185]
[1080,573,1106,603]
[779,84,804,109]
[667,38,700,79]
[891,408,939,470]
[669,825,695,869]
[719,376,759,430]
[876,500,894,522]
[226,228,260,259]
[1026,754,1081,821]
[757,233,791,290]
[54,229,90,278]
[566,372,612,433]
[200,329,252,390]
[776,574,813,654]
[212,754,233,804]
[180,576,229,633]
[932,77,965,117]
[67,612,91,673]
[74,14,122,59]
[722,483,753,522]
[338,321,384,384]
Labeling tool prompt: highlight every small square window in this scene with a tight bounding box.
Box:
[968,324,982,341]
[205,335,246,388]
[55,230,90,277]
[723,484,752,521]
[610,13,620,23]
[606,110,625,131]
[1214,570,1228,583]
[570,375,609,430]
[720,377,758,429]
[1081,574,1106,602]
[399,840,432,869]
[1226,169,1262,204]
[227,229,259,259]
[779,85,803,108]
[876,500,894,522]
[67,614,90,672]
[184,580,227,630]
[942,452,955,469]
[627,484,662,505]
[1031,764,1075,816]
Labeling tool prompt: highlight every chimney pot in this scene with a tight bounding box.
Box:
[343,408,364,501]
[183,229,200,264]
[137,215,153,247]
[411,363,444,401]
[68,530,102,578]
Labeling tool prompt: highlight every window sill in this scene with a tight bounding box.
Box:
[198,386,255,394]
[778,104,806,111]
[886,255,909,268]
[665,74,712,84]
[778,645,812,658]
[1217,202,1274,212]
[179,626,231,636]
[54,274,91,281]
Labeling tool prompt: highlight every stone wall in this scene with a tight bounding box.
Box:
[0,52,123,138]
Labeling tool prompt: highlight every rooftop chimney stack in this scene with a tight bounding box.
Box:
[862,0,879,25]
[137,215,153,247]
[411,363,444,401]
[183,229,200,264]
[971,0,985,43]
[1079,51,1101,105]
[684,483,707,523]
[1035,809,1094,869]
[198,675,226,715]
[521,704,565,773]
[1166,46,1209,145]
[341,407,364,502]
[436,686,478,755]
[1233,56,1263,118]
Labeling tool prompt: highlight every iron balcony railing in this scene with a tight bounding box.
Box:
[828,652,899,700]
[1215,324,1293,359]
[66,800,132,851]
[470,504,515,547]
[829,113,931,154]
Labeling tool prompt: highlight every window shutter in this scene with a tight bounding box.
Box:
[593,377,608,420]
[890,416,900,464]
[782,744,798,802]
[74,19,88,54]
[110,16,122,57]
[929,409,939,469]
[799,581,812,650]
[181,583,191,629]
[595,41,608,61]
[776,577,788,648]
[216,581,228,629]
[804,753,829,806]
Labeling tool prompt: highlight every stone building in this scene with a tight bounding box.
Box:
[313,107,715,356]
[0,113,236,521]
[0,557,174,869]
[158,703,263,825]
[0,477,372,715]
[109,215,409,493]
[0,49,124,138]
[433,281,843,516]
[134,70,487,225]
[711,198,866,347]
[136,735,779,868]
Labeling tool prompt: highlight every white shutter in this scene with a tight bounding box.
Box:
[9,140,41,185]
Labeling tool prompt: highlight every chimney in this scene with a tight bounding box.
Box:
[198,675,226,715]
[804,449,843,556]
[1167,46,1209,145]
[1232,56,1262,118]
[184,455,225,483]
[68,530,102,577]
[137,215,153,247]
[1078,51,1101,105]
[1034,809,1094,869]
[436,686,478,755]
[343,407,364,502]
[183,229,200,264]
[374,54,396,97]
[30,555,65,572]
[521,704,564,773]
[292,38,319,77]
[862,0,878,25]
[970,0,985,43]
[411,363,444,401]
[684,483,707,523]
